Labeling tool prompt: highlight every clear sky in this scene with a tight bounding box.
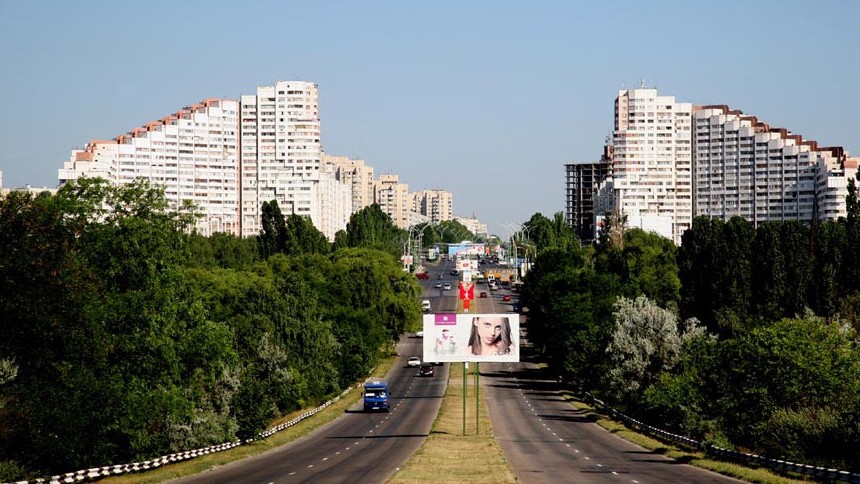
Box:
[1,0,858,237]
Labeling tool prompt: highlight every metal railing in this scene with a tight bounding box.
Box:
[580,390,860,484]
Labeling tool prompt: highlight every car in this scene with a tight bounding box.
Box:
[407,356,421,368]
[434,282,442,288]
[416,330,424,337]
[443,283,452,290]
[479,291,487,298]
[416,272,429,280]
[502,294,512,302]
[450,269,459,275]
[421,299,432,313]
[418,363,435,377]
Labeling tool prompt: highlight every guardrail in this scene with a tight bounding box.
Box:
[580,390,860,483]
[7,387,352,484]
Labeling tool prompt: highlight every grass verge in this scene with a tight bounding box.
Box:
[101,355,397,483]
[561,391,812,484]
[387,364,516,483]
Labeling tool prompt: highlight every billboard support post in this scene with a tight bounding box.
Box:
[475,362,480,434]
[462,362,467,435]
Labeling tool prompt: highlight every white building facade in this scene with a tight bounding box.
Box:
[239,81,323,237]
[58,99,241,236]
[612,88,693,244]
[692,106,856,225]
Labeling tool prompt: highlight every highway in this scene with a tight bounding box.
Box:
[461,260,744,483]
[174,256,745,483]
[173,332,447,483]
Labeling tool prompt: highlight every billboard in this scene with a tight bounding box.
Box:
[422,313,520,363]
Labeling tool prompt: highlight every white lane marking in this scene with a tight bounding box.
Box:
[574,449,580,453]
[585,456,591,460]
[308,464,314,468]
[322,457,328,461]
[289,472,296,476]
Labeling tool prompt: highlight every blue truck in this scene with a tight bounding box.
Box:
[363,380,391,412]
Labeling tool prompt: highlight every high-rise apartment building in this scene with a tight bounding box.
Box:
[374,174,410,228]
[454,216,488,238]
[413,189,454,224]
[566,89,857,245]
[58,99,240,236]
[53,80,461,240]
[322,153,375,213]
[612,88,693,244]
[693,105,857,225]
[239,81,323,237]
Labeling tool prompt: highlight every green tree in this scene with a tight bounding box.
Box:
[283,213,330,256]
[344,204,404,256]
[0,178,210,474]
[258,200,287,258]
[714,316,860,464]
[603,295,705,406]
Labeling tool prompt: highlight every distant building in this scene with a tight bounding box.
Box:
[693,105,857,225]
[565,143,612,242]
[612,88,693,244]
[455,216,488,239]
[323,153,375,213]
[374,174,411,228]
[413,189,454,224]
[0,185,58,198]
[59,99,241,236]
[566,88,858,245]
[239,81,325,238]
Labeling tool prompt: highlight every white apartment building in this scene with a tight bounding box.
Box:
[318,155,354,239]
[322,153,375,213]
[693,106,856,225]
[612,88,693,244]
[454,216,488,238]
[374,174,411,228]
[414,189,454,224]
[58,99,241,236]
[239,81,323,238]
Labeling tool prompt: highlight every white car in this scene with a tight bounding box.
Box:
[443,283,452,290]
[407,356,421,368]
[421,299,432,313]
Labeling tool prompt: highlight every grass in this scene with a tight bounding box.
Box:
[100,355,397,483]
[561,392,814,484]
[387,364,517,483]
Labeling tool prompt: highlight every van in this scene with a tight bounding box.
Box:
[364,381,390,412]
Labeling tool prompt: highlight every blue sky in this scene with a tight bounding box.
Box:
[1,0,858,237]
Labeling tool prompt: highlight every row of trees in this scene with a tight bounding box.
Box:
[520,177,860,472]
[0,179,423,480]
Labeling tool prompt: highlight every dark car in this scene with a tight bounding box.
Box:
[479,291,487,298]
[419,364,435,377]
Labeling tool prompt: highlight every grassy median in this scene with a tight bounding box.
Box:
[387,364,516,484]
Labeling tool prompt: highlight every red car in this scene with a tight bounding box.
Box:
[416,272,429,280]
[502,294,512,302]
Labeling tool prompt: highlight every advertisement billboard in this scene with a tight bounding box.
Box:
[422,313,520,363]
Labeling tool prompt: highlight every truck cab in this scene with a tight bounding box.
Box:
[363,380,391,412]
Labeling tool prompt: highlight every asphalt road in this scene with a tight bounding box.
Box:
[470,278,744,484]
[175,257,746,483]
[172,335,448,484]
